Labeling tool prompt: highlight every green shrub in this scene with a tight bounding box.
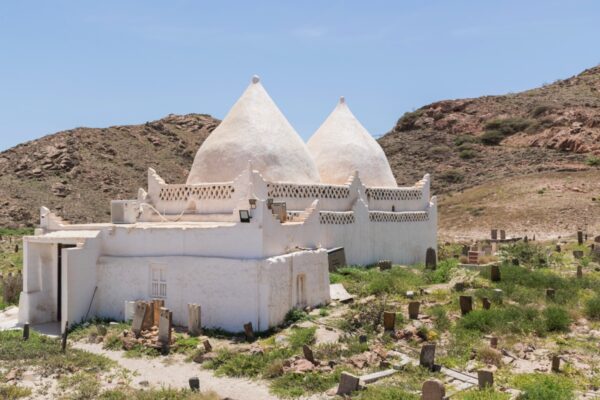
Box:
[430,305,450,331]
[438,169,464,183]
[284,308,309,324]
[585,156,600,167]
[500,242,547,268]
[481,130,505,145]
[424,258,459,284]
[512,373,575,400]
[458,388,510,399]
[454,135,478,146]
[543,306,571,332]
[288,327,316,348]
[585,295,600,320]
[458,306,545,335]
[459,149,477,159]
[271,369,341,398]
[529,104,556,118]
[0,385,32,399]
[356,385,419,399]
[484,118,532,135]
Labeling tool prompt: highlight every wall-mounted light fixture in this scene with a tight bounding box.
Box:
[249,199,257,209]
[239,210,251,223]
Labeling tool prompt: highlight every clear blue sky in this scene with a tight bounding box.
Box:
[1,1,599,151]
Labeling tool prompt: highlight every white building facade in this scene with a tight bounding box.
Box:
[18,77,437,333]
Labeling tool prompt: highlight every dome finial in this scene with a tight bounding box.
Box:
[339,96,345,104]
[252,75,260,84]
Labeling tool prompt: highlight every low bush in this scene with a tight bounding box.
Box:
[480,130,505,145]
[438,169,464,183]
[459,149,477,159]
[512,373,575,400]
[458,388,510,399]
[454,134,478,146]
[284,308,309,324]
[585,156,600,167]
[0,330,114,375]
[424,258,459,284]
[0,385,32,400]
[585,295,600,320]
[458,306,547,335]
[484,118,532,135]
[543,306,571,332]
[270,369,342,398]
[356,385,419,399]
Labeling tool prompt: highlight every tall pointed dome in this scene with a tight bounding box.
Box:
[307,97,397,187]
[187,76,320,184]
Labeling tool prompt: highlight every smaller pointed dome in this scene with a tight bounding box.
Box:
[187,76,320,184]
[307,98,397,187]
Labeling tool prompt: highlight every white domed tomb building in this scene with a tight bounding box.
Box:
[18,77,437,333]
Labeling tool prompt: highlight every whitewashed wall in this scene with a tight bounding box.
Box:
[94,250,329,332]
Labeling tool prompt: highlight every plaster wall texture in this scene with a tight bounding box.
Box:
[98,223,265,259]
[187,78,320,185]
[18,241,58,324]
[63,240,100,332]
[95,250,329,332]
[307,98,397,187]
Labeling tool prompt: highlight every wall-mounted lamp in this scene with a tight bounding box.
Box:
[249,199,257,209]
[239,210,251,223]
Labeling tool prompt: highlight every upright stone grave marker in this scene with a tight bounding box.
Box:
[408,302,420,320]
[419,343,436,370]
[551,355,561,372]
[337,372,360,395]
[478,369,494,389]
[244,322,255,341]
[378,260,392,271]
[482,297,491,310]
[500,230,506,240]
[490,265,501,282]
[578,230,584,245]
[132,301,148,337]
[491,229,498,240]
[425,248,437,270]
[158,307,172,347]
[383,311,396,331]
[577,265,583,279]
[303,344,315,364]
[459,296,473,315]
[188,304,202,336]
[152,299,164,327]
[422,379,445,400]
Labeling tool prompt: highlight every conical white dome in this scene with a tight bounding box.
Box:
[307,98,397,187]
[187,76,320,184]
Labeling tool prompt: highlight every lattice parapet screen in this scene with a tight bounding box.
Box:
[365,187,422,201]
[158,184,235,202]
[267,183,350,199]
[369,211,429,223]
[319,211,355,224]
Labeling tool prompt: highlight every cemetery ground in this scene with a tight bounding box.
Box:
[1,229,600,399]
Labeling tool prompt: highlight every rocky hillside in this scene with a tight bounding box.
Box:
[0,65,599,235]
[0,114,219,227]
[381,65,600,193]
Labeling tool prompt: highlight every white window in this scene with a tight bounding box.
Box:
[150,263,167,298]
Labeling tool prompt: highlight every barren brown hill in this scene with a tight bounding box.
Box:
[380,65,600,239]
[1,66,598,238]
[0,114,219,227]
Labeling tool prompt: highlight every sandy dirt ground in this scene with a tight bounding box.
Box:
[73,342,327,400]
